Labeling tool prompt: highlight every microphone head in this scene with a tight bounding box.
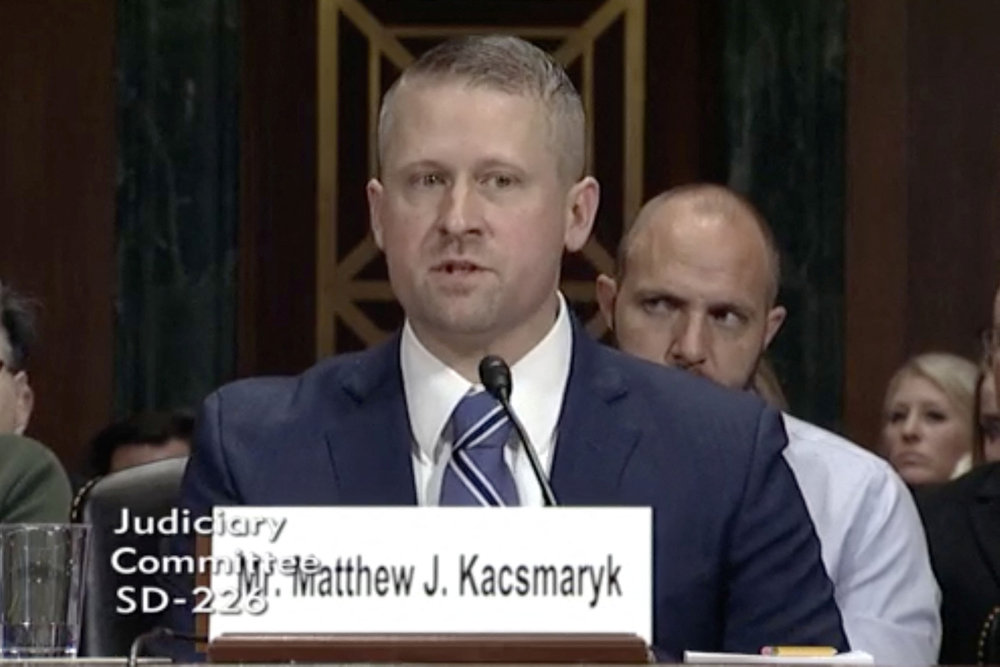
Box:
[478,355,512,401]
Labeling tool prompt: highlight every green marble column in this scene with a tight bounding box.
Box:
[115,0,239,415]
[723,0,846,432]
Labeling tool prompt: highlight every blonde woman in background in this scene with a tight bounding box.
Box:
[882,352,978,485]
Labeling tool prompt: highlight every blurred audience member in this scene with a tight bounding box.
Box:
[88,410,194,476]
[0,281,71,521]
[0,281,35,434]
[975,363,1000,464]
[994,299,1000,408]
[916,285,1000,664]
[882,353,978,485]
[0,434,72,522]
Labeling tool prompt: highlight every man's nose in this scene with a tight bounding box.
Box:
[438,179,481,236]
[669,313,708,368]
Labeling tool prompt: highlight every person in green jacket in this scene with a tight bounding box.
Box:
[0,434,71,522]
[0,281,70,521]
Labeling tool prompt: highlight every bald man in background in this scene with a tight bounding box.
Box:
[596,184,941,664]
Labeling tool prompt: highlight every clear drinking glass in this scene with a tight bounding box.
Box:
[0,524,90,657]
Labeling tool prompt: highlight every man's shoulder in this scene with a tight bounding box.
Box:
[0,433,64,472]
[917,462,1000,514]
[780,414,912,525]
[782,414,896,480]
[0,435,72,522]
[590,342,767,419]
[781,414,927,545]
[211,344,391,413]
[0,433,54,460]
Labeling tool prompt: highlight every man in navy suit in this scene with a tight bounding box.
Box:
[173,35,846,658]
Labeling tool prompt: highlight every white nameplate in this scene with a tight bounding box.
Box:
[206,506,651,643]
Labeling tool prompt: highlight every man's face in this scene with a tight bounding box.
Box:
[979,369,1000,463]
[367,80,596,353]
[597,212,785,390]
[993,286,1000,398]
[0,329,33,434]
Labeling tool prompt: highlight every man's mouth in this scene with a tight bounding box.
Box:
[432,260,484,274]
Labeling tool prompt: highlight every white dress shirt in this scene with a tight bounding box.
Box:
[400,294,573,506]
[782,414,942,665]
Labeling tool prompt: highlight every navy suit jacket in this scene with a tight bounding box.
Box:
[174,323,846,659]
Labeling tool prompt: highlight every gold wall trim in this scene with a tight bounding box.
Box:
[338,0,413,68]
[388,25,573,39]
[623,0,646,224]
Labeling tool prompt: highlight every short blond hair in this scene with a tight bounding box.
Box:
[376,35,585,181]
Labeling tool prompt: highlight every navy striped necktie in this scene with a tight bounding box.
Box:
[439,390,519,506]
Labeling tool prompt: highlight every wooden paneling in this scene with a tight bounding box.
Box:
[844,0,909,447]
[845,0,1000,447]
[905,0,1000,356]
[0,0,116,468]
[238,0,318,376]
[643,0,724,193]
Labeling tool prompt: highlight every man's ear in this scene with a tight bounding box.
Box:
[763,305,787,349]
[595,274,619,331]
[12,372,33,436]
[564,176,600,252]
[366,178,386,249]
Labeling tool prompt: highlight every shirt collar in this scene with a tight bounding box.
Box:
[400,293,574,463]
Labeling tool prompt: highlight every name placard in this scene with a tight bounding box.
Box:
[204,507,651,643]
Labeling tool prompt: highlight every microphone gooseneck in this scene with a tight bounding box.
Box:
[478,355,558,507]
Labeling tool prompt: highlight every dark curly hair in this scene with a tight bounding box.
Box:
[0,280,38,371]
[88,410,195,476]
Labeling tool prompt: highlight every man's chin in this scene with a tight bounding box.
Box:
[422,306,499,339]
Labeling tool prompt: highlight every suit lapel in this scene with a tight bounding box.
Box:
[551,323,640,505]
[324,335,417,505]
[970,465,1000,589]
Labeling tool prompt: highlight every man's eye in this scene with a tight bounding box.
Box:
[414,173,445,187]
[712,311,744,328]
[640,298,678,315]
[484,173,516,189]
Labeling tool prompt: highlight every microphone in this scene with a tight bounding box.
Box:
[478,355,558,507]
